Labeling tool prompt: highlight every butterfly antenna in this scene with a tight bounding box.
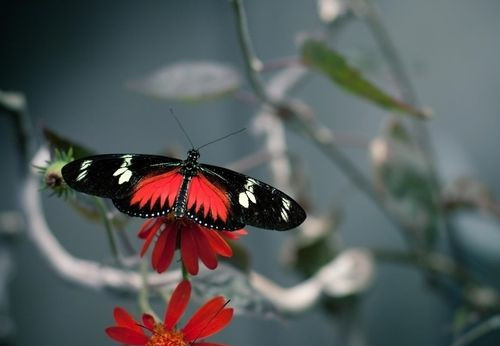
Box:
[170,108,195,149]
[196,128,246,151]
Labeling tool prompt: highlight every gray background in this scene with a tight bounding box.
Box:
[2,0,500,345]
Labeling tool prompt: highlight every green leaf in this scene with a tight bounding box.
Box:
[129,61,242,102]
[301,39,429,119]
[192,264,279,318]
[42,127,95,159]
[371,121,439,248]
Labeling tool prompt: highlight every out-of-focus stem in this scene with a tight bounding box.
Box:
[24,150,183,292]
[0,91,35,169]
[230,0,276,106]
[139,260,159,320]
[93,196,120,263]
[354,0,460,261]
[452,315,500,346]
[231,0,412,238]
[351,0,436,180]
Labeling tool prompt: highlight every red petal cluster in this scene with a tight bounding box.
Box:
[106,280,233,346]
[138,217,247,275]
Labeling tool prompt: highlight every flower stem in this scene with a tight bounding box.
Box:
[93,196,120,263]
[181,262,189,281]
[139,260,159,320]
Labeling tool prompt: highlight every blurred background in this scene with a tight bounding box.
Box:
[2,0,500,345]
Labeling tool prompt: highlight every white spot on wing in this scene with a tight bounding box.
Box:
[118,170,132,184]
[77,160,92,181]
[76,171,87,181]
[239,192,249,208]
[121,154,133,166]
[113,167,129,176]
[282,198,291,210]
[248,178,259,185]
[114,155,134,184]
[81,160,92,170]
[246,190,256,204]
[280,208,289,221]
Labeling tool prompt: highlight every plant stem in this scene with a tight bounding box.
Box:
[229,0,408,237]
[93,196,120,263]
[452,315,500,346]
[0,91,35,172]
[356,0,461,260]
[295,116,408,234]
[372,248,469,282]
[181,262,189,281]
[138,260,159,320]
[230,0,275,106]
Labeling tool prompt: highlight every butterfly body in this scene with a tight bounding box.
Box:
[62,149,306,231]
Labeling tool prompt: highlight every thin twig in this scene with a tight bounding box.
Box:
[452,315,500,346]
[0,91,35,169]
[230,0,277,106]
[93,196,120,264]
[230,0,409,235]
[23,148,181,293]
[352,0,459,264]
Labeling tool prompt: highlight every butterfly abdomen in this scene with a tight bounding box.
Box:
[174,175,192,218]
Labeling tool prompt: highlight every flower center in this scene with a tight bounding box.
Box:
[146,324,187,346]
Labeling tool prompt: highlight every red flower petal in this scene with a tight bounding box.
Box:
[142,314,155,331]
[105,327,149,345]
[195,227,218,270]
[193,308,233,340]
[182,296,231,341]
[221,228,247,240]
[204,230,232,257]
[181,225,199,275]
[151,226,169,271]
[140,219,163,256]
[164,280,191,330]
[137,219,155,239]
[113,307,142,333]
[155,223,178,273]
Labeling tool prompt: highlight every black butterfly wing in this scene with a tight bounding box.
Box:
[197,164,306,231]
[62,154,182,217]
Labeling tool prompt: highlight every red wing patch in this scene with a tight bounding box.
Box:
[187,174,230,222]
[130,168,183,209]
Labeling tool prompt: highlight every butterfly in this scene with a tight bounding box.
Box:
[61,149,306,231]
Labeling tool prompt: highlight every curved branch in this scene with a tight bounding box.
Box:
[23,147,181,293]
[24,148,373,313]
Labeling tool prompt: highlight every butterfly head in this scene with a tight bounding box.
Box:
[182,149,200,177]
[187,149,200,162]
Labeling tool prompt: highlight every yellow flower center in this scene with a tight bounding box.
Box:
[146,324,187,346]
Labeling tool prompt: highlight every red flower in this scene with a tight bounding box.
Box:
[138,216,247,275]
[106,280,233,346]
